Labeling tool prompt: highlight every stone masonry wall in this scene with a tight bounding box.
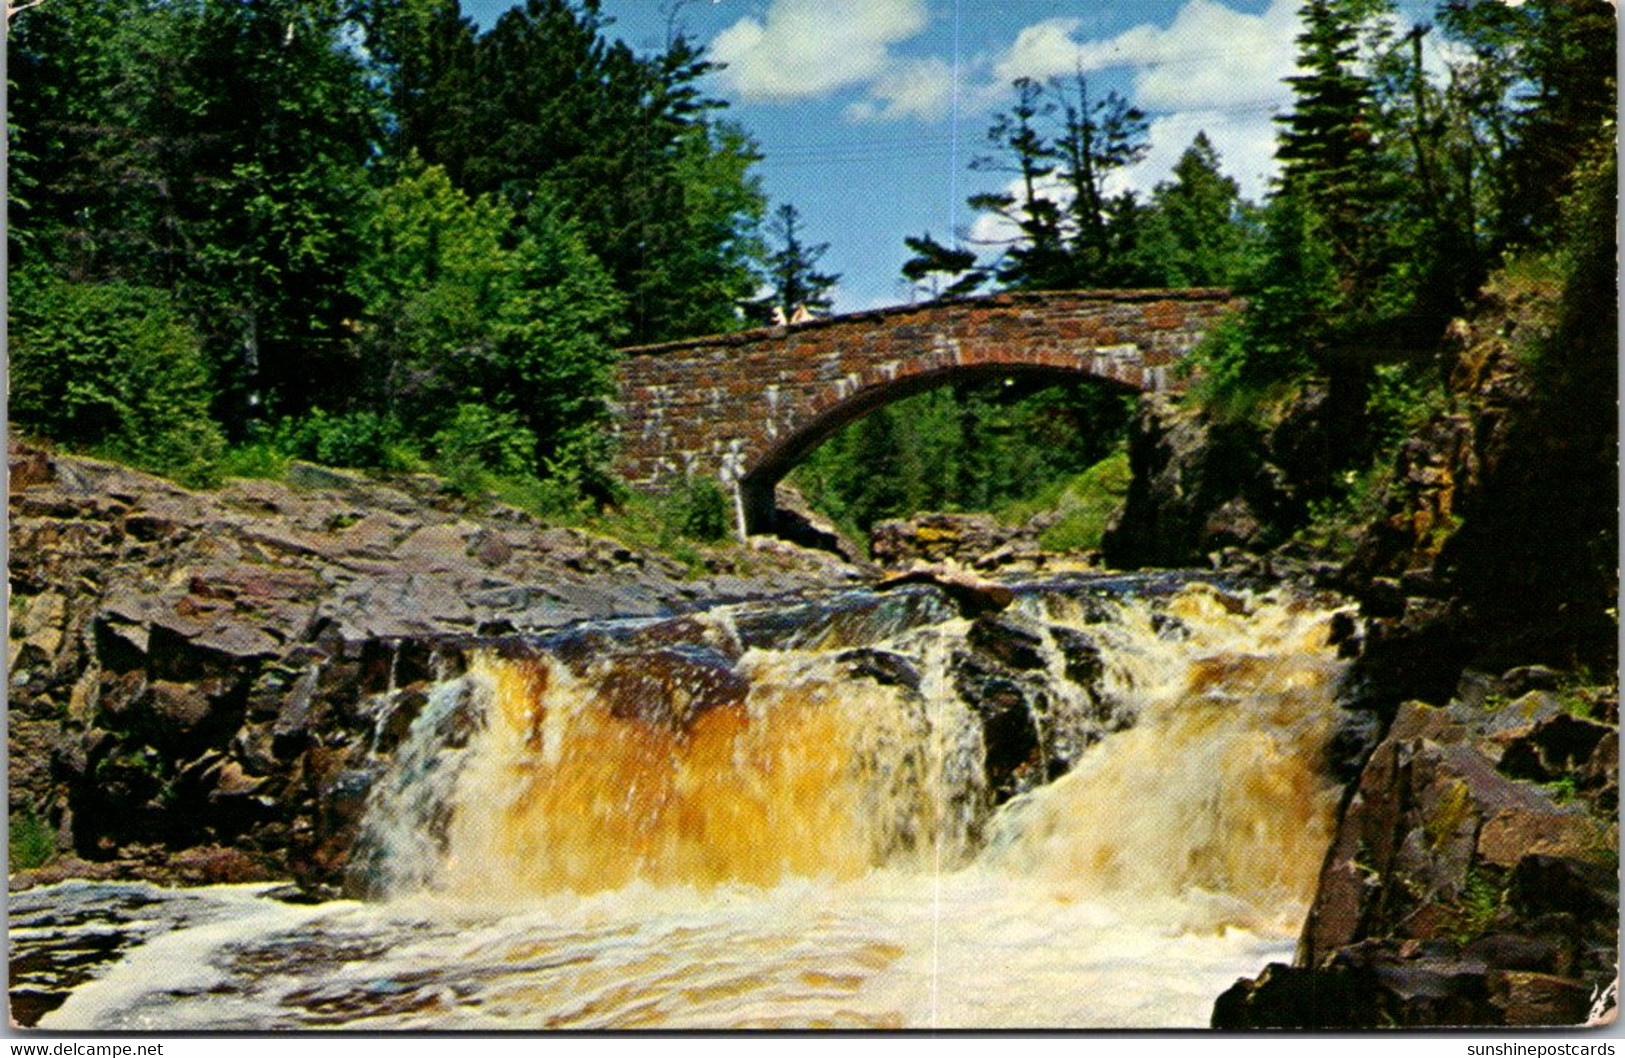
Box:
[610,289,1239,515]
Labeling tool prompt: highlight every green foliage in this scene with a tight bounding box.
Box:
[9,274,225,487]
[901,233,988,299]
[10,0,380,425]
[793,380,1134,538]
[1028,449,1134,553]
[1133,133,1260,287]
[274,410,408,471]
[350,170,624,489]
[355,162,514,423]
[1365,360,1447,451]
[432,404,538,481]
[1296,463,1393,559]
[661,478,734,544]
[9,0,767,494]
[1447,867,1506,944]
[10,807,56,871]
[480,197,626,490]
[220,444,293,482]
[409,1,765,343]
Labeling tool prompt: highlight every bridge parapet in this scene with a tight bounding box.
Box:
[610,288,1239,533]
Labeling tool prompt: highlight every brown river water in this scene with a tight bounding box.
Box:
[14,575,1351,1030]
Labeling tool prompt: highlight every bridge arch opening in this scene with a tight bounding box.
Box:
[736,364,1138,538]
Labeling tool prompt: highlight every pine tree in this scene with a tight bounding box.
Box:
[1049,72,1150,284]
[901,233,987,300]
[1134,133,1255,287]
[962,75,1151,291]
[1275,0,1394,315]
[746,203,840,323]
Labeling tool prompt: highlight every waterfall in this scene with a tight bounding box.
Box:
[35,575,1354,1030]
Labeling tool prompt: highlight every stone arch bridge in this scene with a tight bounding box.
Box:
[611,288,1240,534]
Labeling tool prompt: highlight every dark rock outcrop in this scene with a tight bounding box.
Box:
[1101,377,1369,570]
[7,445,866,890]
[1215,696,1618,1029]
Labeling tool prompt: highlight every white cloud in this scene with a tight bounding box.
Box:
[846,57,954,123]
[988,0,1300,113]
[966,171,1074,249]
[993,17,1086,86]
[711,0,929,102]
[1104,110,1280,202]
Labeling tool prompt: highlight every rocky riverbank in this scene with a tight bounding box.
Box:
[1095,265,1619,1026]
[7,445,867,890]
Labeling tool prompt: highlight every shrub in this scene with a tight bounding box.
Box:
[10,274,225,486]
[432,403,537,479]
[663,476,733,543]
[10,807,55,870]
[274,409,407,469]
[220,442,292,481]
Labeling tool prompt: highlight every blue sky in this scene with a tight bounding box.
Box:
[463,0,1433,312]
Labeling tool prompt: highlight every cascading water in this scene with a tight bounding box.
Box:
[24,575,1353,1030]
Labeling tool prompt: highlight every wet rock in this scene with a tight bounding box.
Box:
[875,567,1013,618]
[1496,710,1611,783]
[1489,972,1593,1026]
[272,665,322,758]
[145,680,215,737]
[1575,734,1617,812]
[1228,683,1617,1029]
[164,844,279,886]
[836,649,922,693]
[1464,931,1577,977]
[950,650,1043,802]
[966,614,1046,671]
[1212,963,1377,1029]
[595,647,750,732]
[1509,856,1618,922]
[769,483,868,563]
[1048,626,1103,689]
[1500,665,1563,697]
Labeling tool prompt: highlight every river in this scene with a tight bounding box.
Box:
[14,573,1351,1030]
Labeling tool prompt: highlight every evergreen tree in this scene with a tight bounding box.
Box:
[746,203,840,323]
[959,75,1152,290]
[1134,133,1256,287]
[901,233,987,300]
[1049,72,1151,285]
[968,77,1071,288]
[347,0,478,167]
[1274,0,1395,316]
